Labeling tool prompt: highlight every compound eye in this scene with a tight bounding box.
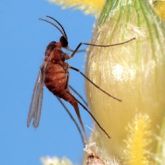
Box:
[60,36,68,47]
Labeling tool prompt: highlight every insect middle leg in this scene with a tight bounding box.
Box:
[59,89,87,143]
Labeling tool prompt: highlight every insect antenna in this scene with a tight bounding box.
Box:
[56,96,87,145]
[39,18,65,37]
[70,66,122,102]
[46,16,68,39]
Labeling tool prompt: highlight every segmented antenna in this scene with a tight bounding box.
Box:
[46,16,68,39]
[39,16,68,40]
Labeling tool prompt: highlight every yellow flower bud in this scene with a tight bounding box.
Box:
[86,0,165,164]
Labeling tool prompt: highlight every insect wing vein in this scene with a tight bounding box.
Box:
[27,69,44,127]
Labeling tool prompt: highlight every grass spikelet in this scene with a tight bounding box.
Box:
[153,0,165,20]
[49,0,105,16]
[84,142,120,165]
[156,116,165,164]
[123,113,153,165]
[41,156,73,165]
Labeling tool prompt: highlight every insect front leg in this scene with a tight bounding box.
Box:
[69,38,136,58]
[70,43,83,58]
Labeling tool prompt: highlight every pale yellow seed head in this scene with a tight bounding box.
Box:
[153,1,165,20]
[49,0,105,16]
[86,0,165,164]
[41,156,73,165]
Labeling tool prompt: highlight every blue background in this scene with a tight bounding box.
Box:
[0,0,95,164]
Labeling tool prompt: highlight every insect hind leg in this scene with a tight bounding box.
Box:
[60,90,87,143]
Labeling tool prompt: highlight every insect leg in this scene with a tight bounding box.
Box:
[69,85,88,107]
[56,96,86,145]
[70,37,135,58]
[65,47,86,53]
[61,90,88,142]
[74,95,111,139]
[70,66,122,102]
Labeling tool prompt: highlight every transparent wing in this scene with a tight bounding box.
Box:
[27,68,44,128]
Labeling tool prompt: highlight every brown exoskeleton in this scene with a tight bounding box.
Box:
[27,16,135,145]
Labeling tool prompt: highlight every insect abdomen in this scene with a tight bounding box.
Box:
[44,63,68,95]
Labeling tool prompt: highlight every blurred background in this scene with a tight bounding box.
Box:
[0,0,95,164]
